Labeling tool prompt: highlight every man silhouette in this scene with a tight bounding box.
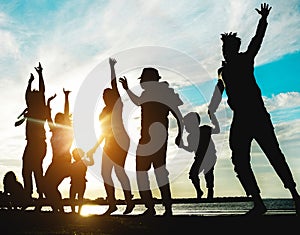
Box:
[209,3,300,215]
[119,68,184,216]
[21,63,48,201]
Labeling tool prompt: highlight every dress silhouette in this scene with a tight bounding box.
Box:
[18,63,48,201]
[180,111,220,200]
[87,58,135,215]
[69,148,94,214]
[44,89,73,213]
[209,3,300,215]
[119,67,184,216]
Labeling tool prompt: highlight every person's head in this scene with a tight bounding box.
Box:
[72,148,85,161]
[3,171,17,187]
[138,67,161,88]
[102,88,118,107]
[183,112,200,133]
[221,32,241,61]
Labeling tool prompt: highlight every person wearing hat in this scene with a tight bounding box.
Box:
[119,67,184,216]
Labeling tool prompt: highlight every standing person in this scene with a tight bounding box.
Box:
[18,62,48,201]
[44,89,73,213]
[87,58,135,215]
[119,67,184,216]
[179,111,220,200]
[209,3,300,215]
[69,148,94,214]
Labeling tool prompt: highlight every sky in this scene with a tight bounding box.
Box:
[0,0,300,201]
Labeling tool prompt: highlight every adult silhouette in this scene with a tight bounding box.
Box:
[19,63,48,201]
[87,58,135,215]
[209,3,300,215]
[179,111,220,200]
[119,68,184,216]
[44,89,73,213]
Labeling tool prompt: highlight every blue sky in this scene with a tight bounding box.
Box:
[0,0,300,200]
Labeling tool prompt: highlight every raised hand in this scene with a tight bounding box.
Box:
[29,73,34,83]
[109,57,117,67]
[119,76,128,90]
[255,3,272,18]
[47,94,57,106]
[34,62,43,74]
[63,88,71,96]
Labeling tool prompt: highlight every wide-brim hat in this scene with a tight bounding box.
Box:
[138,67,161,82]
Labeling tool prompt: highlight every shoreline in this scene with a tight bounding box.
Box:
[0,210,298,234]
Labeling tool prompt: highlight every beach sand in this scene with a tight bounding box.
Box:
[0,210,298,234]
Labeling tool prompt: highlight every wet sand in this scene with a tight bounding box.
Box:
[0,210,298,234]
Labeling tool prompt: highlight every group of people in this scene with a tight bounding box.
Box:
[4,3,300,216]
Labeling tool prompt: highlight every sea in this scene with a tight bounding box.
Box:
[57,198,296,217]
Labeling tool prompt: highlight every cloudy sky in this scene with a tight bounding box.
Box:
[0,0,300,201]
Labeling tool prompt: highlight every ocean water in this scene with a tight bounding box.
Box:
[66,199,296,217]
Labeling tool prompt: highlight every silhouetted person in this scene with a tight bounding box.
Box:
[44,89,73,213]
[179,111,220,200]
[119,67,184,216]
[69,148,94,214]
[3,171,29,210]
[18,63,48,201]
[209,3,300,215]
[87,58,135,215]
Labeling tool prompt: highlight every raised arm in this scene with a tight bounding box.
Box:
[63,88,71,117]
[247,3,272,57]
[34,62,45,94]
[109,57,119,93]
[46,94,57,131]
[25,73,34,105]
[208,67,225,114]
[119,76,142,106]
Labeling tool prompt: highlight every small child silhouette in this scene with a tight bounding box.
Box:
[69,148,94,214]
[3,171,30,210]
[180,111,220,200]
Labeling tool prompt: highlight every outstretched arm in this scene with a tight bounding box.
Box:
[87,135,104,156]
[247,3,272,57]
[209,111,220,134]
[119,76,142,106]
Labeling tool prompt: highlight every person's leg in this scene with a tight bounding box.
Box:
[69,184,76,213]
[189,159,203,199]
[114,164,135,214]
[255,117,300,214]
[204,167,214,200]
[230,116,266,215]
[101,154,117,215]
[22,144,33,199]
[77,184,86,215]
[136,154,155,216]
[154,146,172,216]
[33,141,47,198]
